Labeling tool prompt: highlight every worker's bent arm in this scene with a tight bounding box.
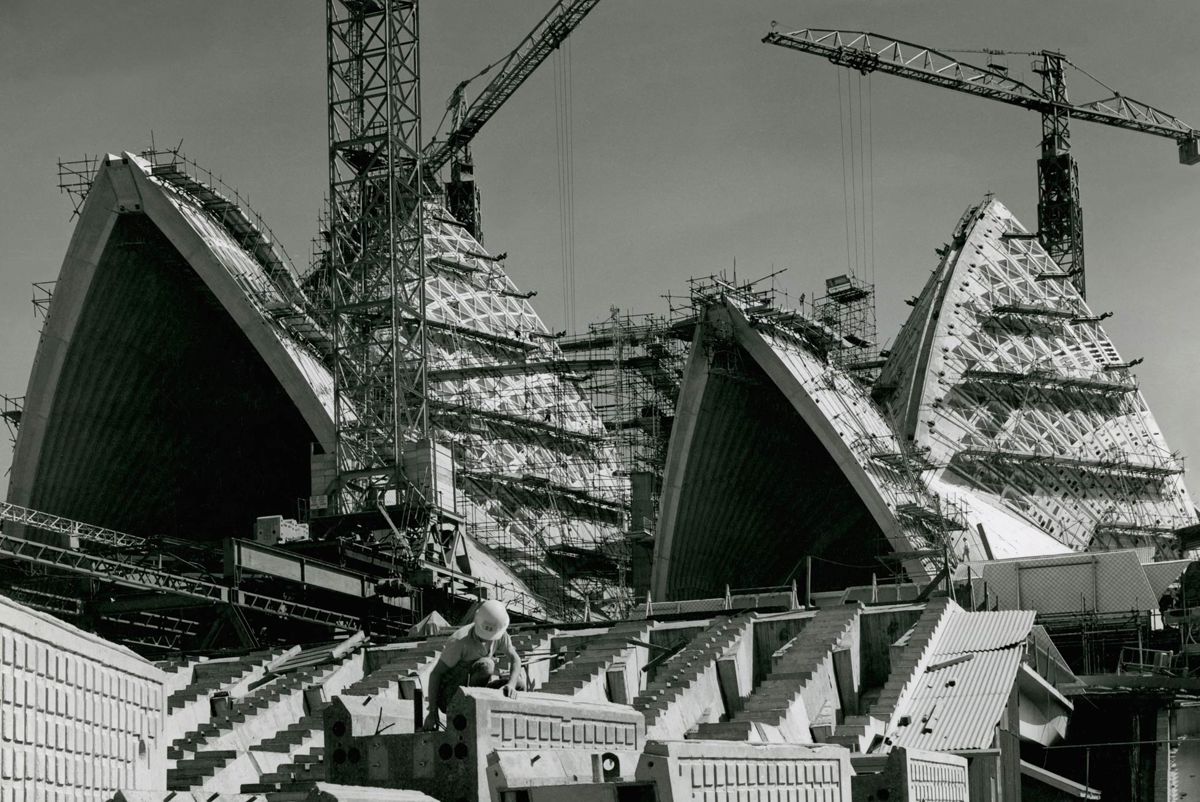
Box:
[425,660,448,725]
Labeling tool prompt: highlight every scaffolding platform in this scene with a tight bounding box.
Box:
[959,365,1136,397]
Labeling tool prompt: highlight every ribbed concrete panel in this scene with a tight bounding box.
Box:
[877,198,1197,555]
[0,593,167,801]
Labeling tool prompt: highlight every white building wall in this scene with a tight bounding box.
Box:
[0,594,167,801]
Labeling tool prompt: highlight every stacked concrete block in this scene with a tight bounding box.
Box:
[636,739,852,802]
[540,620,650,702]
[167,640,365,793]
[696,603,862,743]
[353,636,451,697]
[509,628,556,689]
[163,648,285,748]
[238,638,449,797]
[633,613,753,739]
[0,593,167,802]
[154,655,203,701]
[166,649,281,712]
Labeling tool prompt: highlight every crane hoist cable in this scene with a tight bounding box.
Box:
[554,41,578,335]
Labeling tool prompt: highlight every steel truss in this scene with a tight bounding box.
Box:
[0,534,366,632]
[327,0,428,513]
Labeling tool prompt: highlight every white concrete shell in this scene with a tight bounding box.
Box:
[7,152,628,617]
[651,296,1066,602]
[876,198,1196,556]
[10,153,334,541]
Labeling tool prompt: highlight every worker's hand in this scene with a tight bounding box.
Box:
[422,710,443,732]
[502,681,519,699]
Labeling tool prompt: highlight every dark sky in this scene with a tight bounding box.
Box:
[2,1,1198,499]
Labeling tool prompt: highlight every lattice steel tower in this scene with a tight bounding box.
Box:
[1033,53,1085,298]
[326,0,429,514]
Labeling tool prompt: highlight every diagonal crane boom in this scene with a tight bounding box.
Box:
[424,0,601,175]
[424,0,601,237]
[763,27,1200,299]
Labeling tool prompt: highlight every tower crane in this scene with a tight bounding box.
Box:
[424,0,601,239]
[763,27,1200,299]
[323,0,600,518]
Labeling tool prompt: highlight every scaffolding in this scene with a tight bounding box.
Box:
[56,155,102,219]
[814,274,886,380]
[0,395,20,447]
[558,311,690,528]
[31,281,54,321]
[877,200,1198,556]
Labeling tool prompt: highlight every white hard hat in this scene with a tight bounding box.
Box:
[473,600,510,641]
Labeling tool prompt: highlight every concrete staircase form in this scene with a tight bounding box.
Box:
[167,640,367,792]
[828,597,956,752]
[238,638,454,798]
[167,648,281,711]
[539,621,651,701]
[634,613,754,739]
[695,603,862,743]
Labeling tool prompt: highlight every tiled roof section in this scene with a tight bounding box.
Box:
[877,197,1197,555]
[934,609,1034,654]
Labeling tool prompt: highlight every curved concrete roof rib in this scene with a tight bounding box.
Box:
[9,153,336,541]
[652,298,939,601]
[651,283,1079,602]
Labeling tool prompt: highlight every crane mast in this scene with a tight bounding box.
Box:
[424,0,601,238]
[326,0,428,515]
[321,0,601,519]
[763,28,1200,299]
[1034,53,1084,294]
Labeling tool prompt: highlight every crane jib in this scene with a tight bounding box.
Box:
[764,28,1199,149]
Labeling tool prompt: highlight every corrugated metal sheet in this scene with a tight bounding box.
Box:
[935,609,1034,654]
[890,607,1034,751]
[890,645,1022,751]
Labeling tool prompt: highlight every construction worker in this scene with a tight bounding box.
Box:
[422,600,525,731]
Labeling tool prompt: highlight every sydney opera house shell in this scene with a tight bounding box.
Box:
[651,198,1196,600]
[7,152,626,619]
[6,151,1196,620]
